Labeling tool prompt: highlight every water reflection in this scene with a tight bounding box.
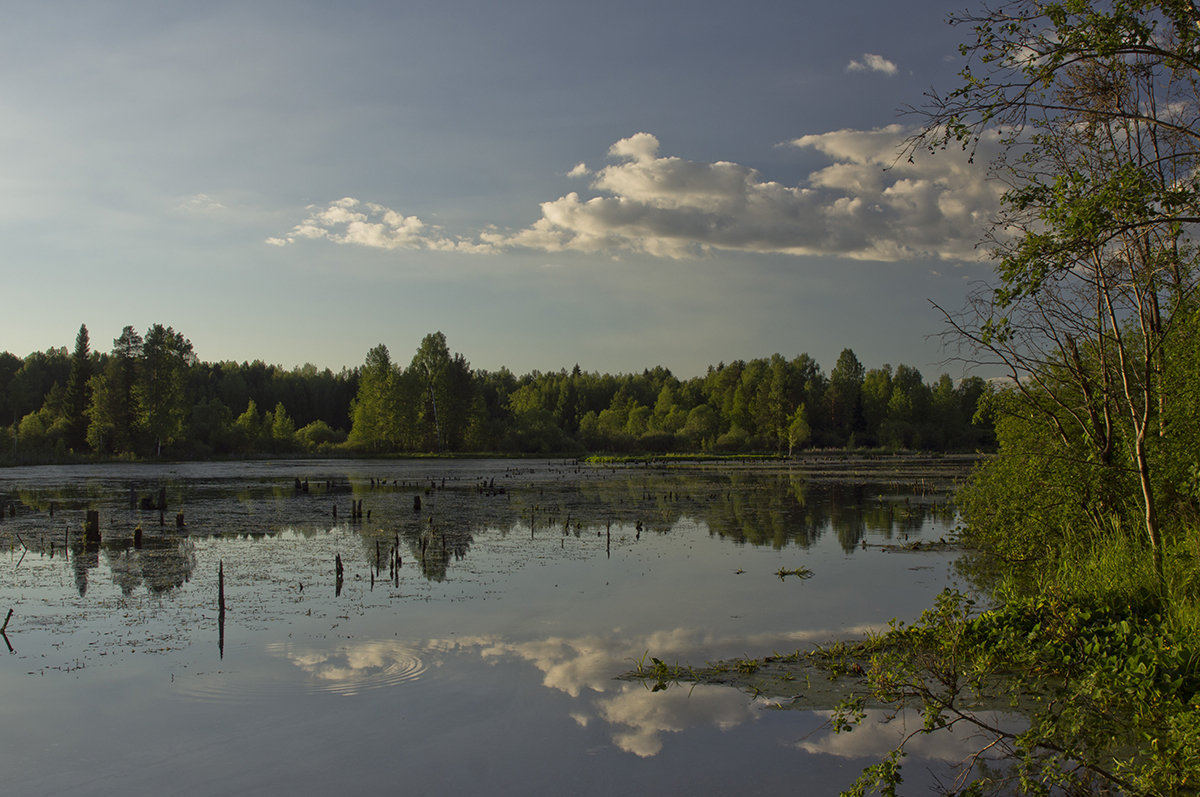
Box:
[268,623,1000,766]
[1,460,958,594]
[273,641,429,696]
[62,534,198,598]
[0,458,974,796]
[796,708,1018,763]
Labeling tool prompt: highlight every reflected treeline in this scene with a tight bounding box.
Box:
[67,533,197,598]
[1,462,962,591]
[567,467,957,552]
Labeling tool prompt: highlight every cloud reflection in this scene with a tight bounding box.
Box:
[272,625,1015,767]
[415,625,875,758]
[269,640,428,695]
[798,709,1022,766]
[598,684,757,757]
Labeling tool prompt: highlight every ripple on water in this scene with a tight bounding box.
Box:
[175,640,429,702]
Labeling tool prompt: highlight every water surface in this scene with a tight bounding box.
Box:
[0,458,972,795]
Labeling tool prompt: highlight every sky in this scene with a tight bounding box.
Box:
[1,0,1005,380]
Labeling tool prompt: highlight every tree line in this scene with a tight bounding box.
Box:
[0,325,994,461]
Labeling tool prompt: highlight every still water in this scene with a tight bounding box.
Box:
[0,458,973,795]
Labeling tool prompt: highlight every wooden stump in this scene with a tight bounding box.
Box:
[84,510,101,544]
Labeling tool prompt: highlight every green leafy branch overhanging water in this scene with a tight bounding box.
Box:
[858,0,1200,791]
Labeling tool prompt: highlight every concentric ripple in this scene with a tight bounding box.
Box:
[175,640,429,702]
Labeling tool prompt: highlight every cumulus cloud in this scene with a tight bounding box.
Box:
[488,128,1000,262]
[847,53,898,75]
[267,196,496,254]
[271,128,1001,263]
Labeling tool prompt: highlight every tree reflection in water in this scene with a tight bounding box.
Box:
[5,458,962,595]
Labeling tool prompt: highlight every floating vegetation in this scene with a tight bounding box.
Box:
[774,566,812,580]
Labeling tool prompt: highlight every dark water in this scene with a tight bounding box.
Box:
[0,458,973,795]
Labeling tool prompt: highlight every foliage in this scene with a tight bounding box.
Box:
[826,587,1200,795]
[921,0,1200,578]
[0,325,996,461]
[824,1,1200,792]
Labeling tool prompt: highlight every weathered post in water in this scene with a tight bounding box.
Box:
[84,510,100,544]
[218,560,226,659]
[1,608,12,653]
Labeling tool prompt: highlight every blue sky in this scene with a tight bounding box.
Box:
[2,0,1001,379]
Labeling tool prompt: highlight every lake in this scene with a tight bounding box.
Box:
[0,457,975,795]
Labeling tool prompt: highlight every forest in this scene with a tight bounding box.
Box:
[0,325,994,462]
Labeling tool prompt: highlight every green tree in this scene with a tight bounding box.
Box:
[349,344,401,451]
[86,327,142,454]
[269,401,297,451]
[680,404,719,450]
[860,365,893,445]
[188,398,235,455]
[234,399,264,450]
[0,351,22,427]
[826,349,864,445]
[8,348,70,426]
[411,332,452,452]
[63,324,92,451]
[138,324,195,456]
[296,420,345,451]
[786,404,811,456]
[921,0,1200,574]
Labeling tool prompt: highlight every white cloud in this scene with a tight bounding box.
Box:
[177,193,227,213]
[567,162,590,178]
[267,196,497,254]
[847,53,898,75]
[271,128,1001,263]
[490,128,1000,262]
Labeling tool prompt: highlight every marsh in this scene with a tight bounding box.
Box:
[0,456,972,795]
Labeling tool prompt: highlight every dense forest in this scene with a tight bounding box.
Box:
[0,324,993,461]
